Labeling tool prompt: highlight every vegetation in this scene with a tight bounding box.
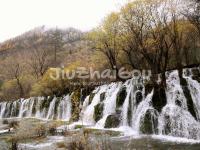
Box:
[0,0,200,101]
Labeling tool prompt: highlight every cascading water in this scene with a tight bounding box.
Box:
[95,82,122,128]
[81,85,109,125]
[0,95,72,121]
[0,67,200,140]
[80,67,200,139]
[57,95,71,121]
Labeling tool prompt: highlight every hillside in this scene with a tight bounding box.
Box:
[0,26,98,100]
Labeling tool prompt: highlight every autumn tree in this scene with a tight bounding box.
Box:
[26,33,51,79]
[119,0,173,85]
[88,13,122,80]
[1,56,25,98]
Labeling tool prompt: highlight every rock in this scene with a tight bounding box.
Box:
[180,77,197,120]
[191,68,200,77]
[116,87,127,107]
[93,103,104,122]
[54,97,62,119]
[144,81,154,96]
[41,96,54,111]
[140,109,158,134]
[152,84,167,113]
[128,96,132,126]
[190,68,200,82]
[115,108,122,116]
[100,92,106,102]
[71,89,81,121]
[192,76,200,83]
[184,69,191,77]
[175,99,182,107]
[163,115,171,135]
[136,91,143,105]
[88,93,95,105]
[31,99,37,116]
[104,114,120,128]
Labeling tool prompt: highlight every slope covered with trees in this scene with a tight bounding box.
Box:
[0,0,200,101]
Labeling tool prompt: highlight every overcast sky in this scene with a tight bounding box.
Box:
[0,0,127,42]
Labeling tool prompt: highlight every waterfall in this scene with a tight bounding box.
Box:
[121,80,133,126]
[80,67,200,139]
[0,95,72,120]
[95,83,122,128]
[81,85,108,125]
[46,97,57,119]
[0,67,200,140]
[57,95,71,121]
[0,103,7,118]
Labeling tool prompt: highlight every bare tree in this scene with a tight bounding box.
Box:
[24,33,51,79]
[47,28,65,65]
[89,13,121,80]
[185,0,200,36]
[120,0,172,85]
[1,56,25,97]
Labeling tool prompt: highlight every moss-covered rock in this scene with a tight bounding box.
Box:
[74,124,85,129]
[152,84,167,113]
[54,97,62,119]
[115,108,122,116]
[136,91,143,105]
[144,81,154,96]
[93,103,104,122]
[180,77,197,120]
[15,101,20,117]
[191,68,200,77]
[100,92,106,102]
[31,99,37,115]
[128,95,132,126]
[140,109,158,134]
[88,93,95,105]
[104,114,120,128]
[70,89,81,121]
[40,96,54,111]
[116,87,127,108]
[191,68,200,82]
[184,69,191,77]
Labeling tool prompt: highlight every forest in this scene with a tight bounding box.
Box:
[0,0,200,101]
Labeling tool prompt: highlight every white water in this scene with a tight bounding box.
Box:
[80,68,200,140]
[0,67,200,141]
[0,95,71,120]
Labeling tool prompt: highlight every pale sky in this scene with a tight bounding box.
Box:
[0,0,128,42]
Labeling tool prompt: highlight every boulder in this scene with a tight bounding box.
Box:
[191,68,200,77]
[136,91,143,105]
[128,96,132,126]
[88,93,95,105]
[116,87,127,107]
[144,81,154,96]
[100,92,106,102]
[140,109,158,134]
[93,103,104,122]
[41,96,54,111]
[180,77,197,120]
[152,84,167,113]
[104,114,120,128]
